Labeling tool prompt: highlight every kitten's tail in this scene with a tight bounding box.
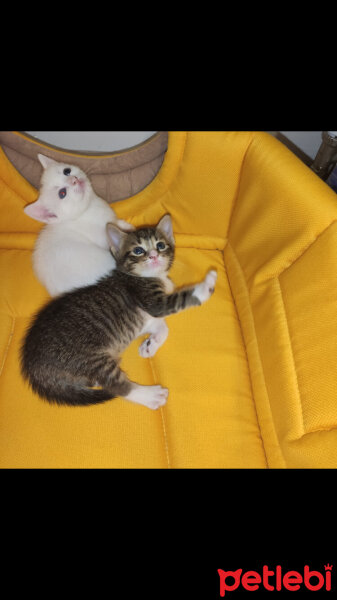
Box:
[22,368,114,406]
[42,383,115,406]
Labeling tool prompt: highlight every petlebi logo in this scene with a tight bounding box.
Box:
[217,564,333,595]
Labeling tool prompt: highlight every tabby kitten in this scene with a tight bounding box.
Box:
[21,215,217,410]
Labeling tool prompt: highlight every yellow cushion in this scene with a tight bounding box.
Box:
[1,131,336,468]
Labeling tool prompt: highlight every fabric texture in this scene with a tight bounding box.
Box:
[0,131,336,468]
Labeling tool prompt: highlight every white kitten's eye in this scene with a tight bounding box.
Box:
[63,168,71,176]
[133,246,145,255]
[58,188,67,199]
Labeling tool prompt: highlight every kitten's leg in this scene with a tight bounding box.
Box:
[91,354,168,410]
[146,270,217,318]
[138,318,169,358]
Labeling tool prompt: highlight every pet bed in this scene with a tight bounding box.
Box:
[0,130,337,468]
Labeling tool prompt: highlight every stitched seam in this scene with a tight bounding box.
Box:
[276,278,337,440]
[301,426,337,436]
[148,357,171,469]
[276,278,305,438]
[170,131,187,187]
[225,243,287,467]
[260,219,337,284]
[224,246,268,467]
[0,316,15,379]
[226,133,255,239]
[0,172,36,204]
[135,131,188,209]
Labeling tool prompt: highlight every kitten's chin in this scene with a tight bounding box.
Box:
[138,263,168,277]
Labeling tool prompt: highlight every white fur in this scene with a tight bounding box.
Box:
[192,270,217,304]
[138,317,169,358]
[125,384,168,409]
[24,155,133,296]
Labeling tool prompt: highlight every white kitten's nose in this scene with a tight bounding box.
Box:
[69,176,79,186]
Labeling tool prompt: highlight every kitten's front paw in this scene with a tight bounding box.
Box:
[193,270,217,304]
[139,336,159,358]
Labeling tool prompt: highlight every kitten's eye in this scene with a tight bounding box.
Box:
[58,188,67,199]
[63,168,71,176]
[133,246,145,255]
[156,241,166,251]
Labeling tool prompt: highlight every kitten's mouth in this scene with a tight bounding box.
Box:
[75,179,86,192]
[146,259,164,272]
[71,176,86,192]
[146,257,161,267]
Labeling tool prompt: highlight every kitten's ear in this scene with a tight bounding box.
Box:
[23,199,56,223]
[106,223,128,256]
[37,153,58,169]
[157,214,174,245]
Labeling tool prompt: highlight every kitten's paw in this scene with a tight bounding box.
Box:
[127,384,168,409]
[139,336,159,358]
[145,385,169,410]
[193,270,217,304]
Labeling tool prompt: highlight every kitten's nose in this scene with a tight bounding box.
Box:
[148,250,159,260]
[69,176,79,186]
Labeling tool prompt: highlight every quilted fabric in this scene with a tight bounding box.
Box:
[1,131,337,468]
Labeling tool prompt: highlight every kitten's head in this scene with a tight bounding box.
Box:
[23,154,93,224]
[107,215,175,277]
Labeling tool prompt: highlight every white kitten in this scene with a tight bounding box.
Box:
[24,154,134,296]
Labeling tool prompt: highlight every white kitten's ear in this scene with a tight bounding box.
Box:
[23,199,56,223]
[157,214,174,245]
[37,153,58,169]
[106,223,128,256]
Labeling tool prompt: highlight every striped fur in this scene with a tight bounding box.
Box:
[21,215,216,409]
